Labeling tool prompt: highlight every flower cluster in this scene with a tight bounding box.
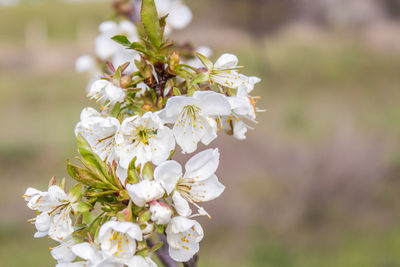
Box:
[24,0,262,266]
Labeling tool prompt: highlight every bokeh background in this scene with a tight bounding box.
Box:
[2,0,400,266]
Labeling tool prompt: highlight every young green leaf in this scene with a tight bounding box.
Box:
[111,35,131,47]
[67,161,115,190]
[76,134,115,187]
[141,0,162,48]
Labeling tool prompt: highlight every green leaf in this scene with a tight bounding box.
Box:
[67,161,114,189]
[129,42,147,53]
[141,0,162,48]
[159,14,168,39]
[72,201,92,213]
[68,183,82,203]
[191,72,209,84]
[76,134,115,187]
[127,158,140,184]
[196,53,214,70]
[111,35,131,47]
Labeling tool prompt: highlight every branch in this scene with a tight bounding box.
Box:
[183,254,198,267]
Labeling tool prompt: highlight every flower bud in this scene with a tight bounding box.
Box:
[120,75,132,88]
[150,201,173,225]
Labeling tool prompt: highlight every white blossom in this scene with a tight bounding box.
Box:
[75,107,120,164]
[126,179,165,207]
[161,91,231,153]
[116,112,175,168]
[95,20,140,74]
[60,242,123,267]
[154,148,225,217]
[200,53,252,89]
[166,216,204,262]
[23,185,73,242]
[220,95,257,140]
[149,201,173,225]
[75,55,97,73]
[51,238,76,264]
[98,221,143,263]
[88,80,126,108]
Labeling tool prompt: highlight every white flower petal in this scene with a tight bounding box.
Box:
[154,160,182,194]
[166,217,203,262]
[193,91,231,117]
[165,96,195,118]
[184,148,220,181]
[126,256,158,267]
[51,239,76,263]
[150,202,173,225]
[172,191,192,217]
[214,53,239,70]
[49,207,73,242]
[127,180,165,207]
[166,2,192,29]
[71,242,102,263]
[188,174,225,202]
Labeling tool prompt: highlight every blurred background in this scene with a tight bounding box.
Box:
[1,0,400,266]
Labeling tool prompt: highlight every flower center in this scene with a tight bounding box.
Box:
[133,126,157,145]
[108,230,133,256]
[177,105,204,130]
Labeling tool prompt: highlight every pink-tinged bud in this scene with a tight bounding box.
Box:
[150,201,173,225]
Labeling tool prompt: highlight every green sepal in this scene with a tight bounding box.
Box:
[73,224,86,232]
[111,35,131,47]
[85,190,115,197]
[196,52,213,70]
[150,241,164,253]
[136,247,149,257]
[138,210,151,223]
[127,158,140,184]
[155,224,164,233]
[172,87,181,96]
[72,201,92,213]
[59,177,66,191]
[133,205,144,216]
[116,189,130,202]
[68,183,82,203]
[117,201,133,222]
[141,0,162,48]
[82,211,93,225]
[187,85,196,97]
[142,162,153,180]
[191,72,209,84]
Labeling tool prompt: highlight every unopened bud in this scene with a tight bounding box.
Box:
[120,75,132,88]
